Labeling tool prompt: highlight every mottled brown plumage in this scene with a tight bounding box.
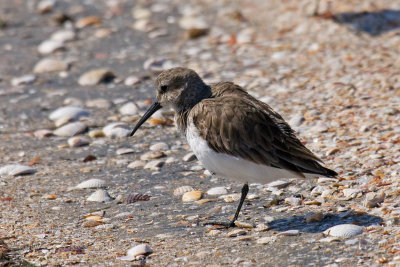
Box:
[130,67,337,227]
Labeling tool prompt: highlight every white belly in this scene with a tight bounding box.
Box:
[186,124,309,184]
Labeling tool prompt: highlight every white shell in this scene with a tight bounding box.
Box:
[116,148,135,155]
[103,122,131,138]
[117,244,153,261]
[267,180,291,188]
[87,189,112,202]
[50,29,76,43]
[173,185,195,196]
[149,142,168,151]
[68,136,90,147]
[0,164,36,177]
[33,58,68,73]
[119,102,139,115]
[38,39,65,54]
[49,106,90,122]
[78,68,115,86]
[76,179,106,189]
[207,186,228,196]
[324,224,364,237]
[11,74,36,86]
[53,122,87,137]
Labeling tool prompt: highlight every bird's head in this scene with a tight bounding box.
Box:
[130,67,210,136]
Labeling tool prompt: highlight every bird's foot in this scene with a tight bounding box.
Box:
[203,220,236,229]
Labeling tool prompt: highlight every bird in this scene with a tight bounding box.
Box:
[130,67,337,228]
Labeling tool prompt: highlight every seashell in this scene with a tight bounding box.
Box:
[234,221,253,228]
[254,223,270,232]
[88,130,105,138]
[119,102,139,116]
[38,39,65,54]
[117,244,153,261]
[33,58,68,73]
[125,193,151,204]
[182,190,203,202]
[0,164,36,177]
[182,152,197,162]
[226,229,247,237]
[323,224,364,238]
[219,193,241,203]
[68,136,90,147]
[207,186,228,196]
[33,129,53,138]
[173,185,195,196]
[82,220,102,227]
[87,189,112,202]
[149,142,168,151]
[124,76,141,86]
[103,122,131,138]
[95,224,115,230]
[78,68,115,86]
[75,16,102,29]
[86,98,112,109]
[37,0,55,13]
[278,230,300,236]
[267,180,291,189]
[143,160,164,170]
[256,236,277,245]
[116,148,135,155]
[208,230,221,237]
[11,74,36,86]
[49,106,90,122]
[50,29,76,43]
[76,179,106,189]
[140,151,165,161]
[127,160,145,169]
[53,122,88,137]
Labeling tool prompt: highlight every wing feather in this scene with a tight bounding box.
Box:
[190,86,336,177]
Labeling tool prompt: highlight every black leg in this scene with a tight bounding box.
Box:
[204,183,249,228]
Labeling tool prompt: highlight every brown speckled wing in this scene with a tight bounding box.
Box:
[189,82,337,177]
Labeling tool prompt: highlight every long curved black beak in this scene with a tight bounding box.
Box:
[129,102,162,136]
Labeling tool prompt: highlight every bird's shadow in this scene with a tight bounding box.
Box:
[268,210,383,233]
[322,9,400,36]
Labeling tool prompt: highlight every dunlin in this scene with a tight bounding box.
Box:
[130,67,337,227]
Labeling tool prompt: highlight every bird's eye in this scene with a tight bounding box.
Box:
[160,85,168,93]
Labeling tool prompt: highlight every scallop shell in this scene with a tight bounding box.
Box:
[0,164,36,177]
[49,106,90,122]
[117,244,153,261]
[76,179,106,189]
[173,185,195,196]
[87,189,112,202]
[323,224,364,237]
[53,122,88,137]
[102,122,131,138]
[182,190,203,202]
